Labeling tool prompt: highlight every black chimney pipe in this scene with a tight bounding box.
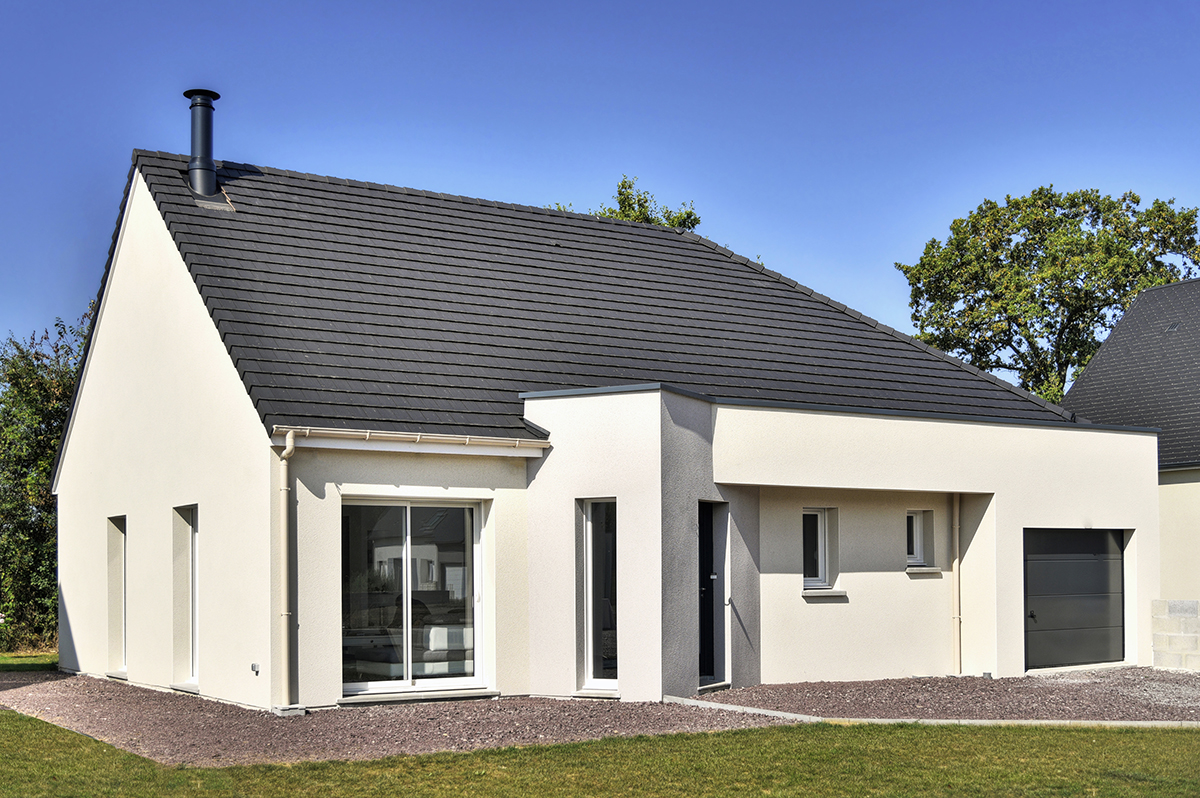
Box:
[183,89,221,196]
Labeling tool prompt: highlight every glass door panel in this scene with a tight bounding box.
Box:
[589,501,617,683]
[342,505,408,685]
[410,507,474,681]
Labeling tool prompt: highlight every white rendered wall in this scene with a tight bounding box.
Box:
[523,392,664,702]
[660,391,755,697]
[758,487,954,682]
[1159,469,1200,600]
[286,447,528,709]
[714,406,1160,678]
[55,171,273,708]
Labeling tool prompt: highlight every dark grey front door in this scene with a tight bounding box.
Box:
[699,503,715,680]
[1024,529,1124,670]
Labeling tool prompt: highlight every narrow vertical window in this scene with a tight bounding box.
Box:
[586,500,618,686]
[802,509,827,588]
[906,512,924,565]
[172,506,198,686]
[107,516,127,673]
[189,508,199,680]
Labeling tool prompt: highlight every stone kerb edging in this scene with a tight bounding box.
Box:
[663,694,822,723]
[662,694,1200,729]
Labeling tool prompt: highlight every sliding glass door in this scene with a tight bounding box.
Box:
[342,503,478,693]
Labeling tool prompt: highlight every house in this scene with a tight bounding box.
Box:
[54,92,1161,713]
[1063,278,1200,670]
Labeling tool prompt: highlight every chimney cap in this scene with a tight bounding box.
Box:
[183,88,221,102]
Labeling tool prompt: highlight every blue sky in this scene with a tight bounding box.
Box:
[3,1,1198,344]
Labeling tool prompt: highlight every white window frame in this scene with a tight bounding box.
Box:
[802,508,828,589]
[907,511,925,566]
[583,499,618,692]
[341,500,484,696]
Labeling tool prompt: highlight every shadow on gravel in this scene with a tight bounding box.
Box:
[0,671,73,695]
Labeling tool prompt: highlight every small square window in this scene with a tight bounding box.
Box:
[906,512,924,565]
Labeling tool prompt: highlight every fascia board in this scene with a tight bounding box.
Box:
[51,164,139,495]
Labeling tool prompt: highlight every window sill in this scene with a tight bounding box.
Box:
[170,682,200,695]
[104,670,128,681]
[338,688,499,706]
[905,566,942,576]
[573,688,621,700]
[802,588,848,600]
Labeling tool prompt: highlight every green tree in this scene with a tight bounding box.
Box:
[554,175,701,231]
[896,187,1200,403]
[0,312,89,650]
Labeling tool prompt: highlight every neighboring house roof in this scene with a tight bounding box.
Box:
[1063,278,1200,469]
[99,149,1073,439]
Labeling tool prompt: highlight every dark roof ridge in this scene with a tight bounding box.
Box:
[676,229,1076,423]
[131,149,696,237]
[1130,275,1200,296]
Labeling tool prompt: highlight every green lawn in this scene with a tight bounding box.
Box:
[1,710,1198,797]
[0,651,57,671]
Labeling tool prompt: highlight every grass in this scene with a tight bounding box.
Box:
[0,651,57,671]
[1,710,1198,797]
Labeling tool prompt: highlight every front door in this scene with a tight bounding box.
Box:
[699,503,716,681]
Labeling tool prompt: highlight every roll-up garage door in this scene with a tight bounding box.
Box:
[1024,529,1124,670]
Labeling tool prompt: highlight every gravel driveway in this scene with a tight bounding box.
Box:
[3,666,1198,766]
[702,667,1200,722]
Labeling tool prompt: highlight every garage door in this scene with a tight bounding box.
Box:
[1024,529,1124,670]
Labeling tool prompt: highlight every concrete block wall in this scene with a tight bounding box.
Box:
[1152,600,1200,670]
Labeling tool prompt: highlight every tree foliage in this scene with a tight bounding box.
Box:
[0,312,89,650]
[554,175,701,231]
[896,187,1200,403]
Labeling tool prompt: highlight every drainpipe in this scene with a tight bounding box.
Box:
[952,493,962,675]
[278,430,296,709]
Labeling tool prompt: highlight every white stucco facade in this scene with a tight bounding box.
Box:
[714,404,1160,678]
[55,172,275,708]
[55,174,1166,709]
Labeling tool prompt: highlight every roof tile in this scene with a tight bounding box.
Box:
[130,149,1071,438]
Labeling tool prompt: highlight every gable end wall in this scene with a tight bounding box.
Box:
[56,170,273,708]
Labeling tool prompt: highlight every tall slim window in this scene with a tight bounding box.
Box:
[341,504,477,693]
[190,509,199,680]
[906,511,924,566]
[802,509,827,588]
[172,506,199,685]
[107,516,127,672]
[586,500,618,686]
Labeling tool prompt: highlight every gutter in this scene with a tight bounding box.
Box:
[270,425,551,450]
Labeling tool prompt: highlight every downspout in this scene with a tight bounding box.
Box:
[952,493,962,675]
[277,430,296,711]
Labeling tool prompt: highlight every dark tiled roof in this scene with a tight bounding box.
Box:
[1063,279,1200,468]
[130,150,1072,438]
